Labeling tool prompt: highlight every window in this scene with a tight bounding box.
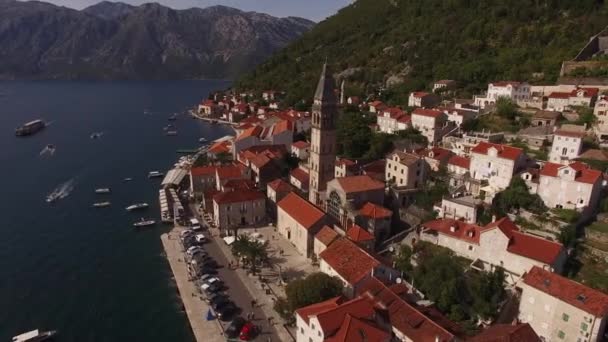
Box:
[300,328,304,334]
[468,245,473,251]
[311,324,315,330]
[309,338,313,342]
[318,331,321,337]
[558,330,565,339]
[562,313,569,322]
[581,322,588,331]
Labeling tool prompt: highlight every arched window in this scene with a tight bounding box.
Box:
[328,191,342,220]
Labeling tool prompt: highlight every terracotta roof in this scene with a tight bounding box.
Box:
[397,115,412,123]
[201,99,216,106]
[471,142,523,161]
[554,129,585,138]
[572,87,599,98]
[267,179,294,193]
[346,224,375,242]
[315,225,340,247]
[412,108,443,118]
[222,179,256,191]
[273,120,293,135]
[315,296,377,336]
[216,164,244,180]
[207,140,231,155]
[336,158,357,167]
[370,100,384,107]
[419,147,452,161]
[295,296,344,324]
[390,150,420,166]
[362,160,386,176]
[523,266,608,317]
[358,277,458,341]
[277,192,326,230]
[548,92,571,99]
[422,218,482,244]
[491,81,521,87]
[383,107,406,118]
[212,189,264,204]
[468,323,541,342]
[335,175,384,194]
[358,202,392,219]
[533,110,561,120]
[236,126,263,141]
[412,91,430,98]
[290,167,310,185]
[319,238,380,285]
[448,155,471,169]
[190,166,217,177]
[579,148,608,161]
[292,140,309,149]
[325,314,390,342]
[539,162,602,184]
[507,230,563,264]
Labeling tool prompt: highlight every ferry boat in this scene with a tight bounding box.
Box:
[133,218,156,228]
[148,171,164,178]
[15,120,46,137]
[93,201,111,208]
[12,329,57,342]
[95,188,111,194]
[126,203,149,211]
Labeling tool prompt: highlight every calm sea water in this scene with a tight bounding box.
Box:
[0,81,232,341]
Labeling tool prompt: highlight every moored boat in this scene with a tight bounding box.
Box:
[12,329,57,342]
[95,188,111,194]
[16,120,46,137]
[93,201,111,208]
[148,171,164,178]
[126,203,149,211]
[123,177,134,182]
[166,130,178,136]
[133,218,156,228]
[198,137,207,143]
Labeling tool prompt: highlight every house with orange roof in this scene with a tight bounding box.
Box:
[420,216,567,282]
[233,118,293,157]
[467,323,540,342]
[291,140,310,160]
[212,189,266,230]
[277,192,328,257]
[377,107,411,134]
[214,163,249,191]
[469,142,528,201]
[356,202,393,244]
[326,175,385,227]
[368,100,387,113]
[411,108,454,145]
[197,99,221,117]
[593,95,608,141]
[206,139,233,160]
[518,266,608,342]
[522,161,604,213]
[547,87,599,111]
[266,178,295,219]
[408,91,439,108]
[474,81,531,109]
[237,145,286,187]
[189,165,218,199]
[549,126,585,164]
[314,225,340,257]
[334,158,359,178]
[345,224,375,251]
[290,167,310,193]
[417,146,453,171]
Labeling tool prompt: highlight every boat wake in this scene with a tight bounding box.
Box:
[46,178,76,203]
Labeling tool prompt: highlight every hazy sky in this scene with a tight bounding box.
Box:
[36,0,352,21]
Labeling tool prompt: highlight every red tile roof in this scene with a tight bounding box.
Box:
[523,266,608,317]
[222,179,256,191]
[315,225,340,247]
[419,147,453,161]
[370,100,384,107]
[358,202,392,219]
[325,314,390,342]
[190,166,217,177]
[277,192,326,230]
[336,157,357,167]
[412,108,443,118]
[212,189,264,204]
[335,175,384,194]
[471,142,523,161]
[548,92,571,99]
[292,140,310,149]
[468,323,541,342]
[507,230,563,264]
[201,99,216,106]
[383,107,406,118]
[273,119,293,135]
[315,296,377,336]
[216,164,244,180]
[319,238,380,285]
[571,87,599,98]
[207,140,231,155]
[422,218,482,244]
[539,162,602,184]
[267,179,294,193]
[236,126,263,141]
[554,129,585,138]
[346,224,375,242]
[295,296,344,324]
[448,155,471,169]
[412,91,430,98]
[290,167,310,185]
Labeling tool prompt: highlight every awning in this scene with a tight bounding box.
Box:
[223,236,236,245]
[161,168,188,187]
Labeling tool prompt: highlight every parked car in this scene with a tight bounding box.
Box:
[225,317,246,339]
[211,297,231,311]
[202,282,223,294]
[205,292,227,305]
[239,322,258,341]
[180,229,195,239]
[189,218,202,231]
[216,302,237,321]
[195,234,207,243]
[195,266,217,276]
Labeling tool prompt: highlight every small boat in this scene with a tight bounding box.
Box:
[90,132,103,139]
[166,130,178,136]
[93,201,111,208]
[168,114,178,121]
[12,329,57,342]
[40,144,56,156]
[123,177,134,182]
[163,124,174,131]
[133,218,156,228]
[95,188,111,194]
[148,171,164,178]
[16,119,46,137]
[46,191,61,203]
[199,137,207,143]
[126,203,149,211]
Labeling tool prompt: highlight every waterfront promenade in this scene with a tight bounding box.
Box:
[161,227,224,342]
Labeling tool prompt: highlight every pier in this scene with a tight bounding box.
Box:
[161,227,225,342]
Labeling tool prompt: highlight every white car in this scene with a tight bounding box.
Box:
[186,246,204,256]
[190,218,202,231]
[195,234,207,243]
[205,276,221,285]
[180,229,194,238]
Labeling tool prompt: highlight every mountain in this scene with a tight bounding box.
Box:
[236,0,608,105]
[0,0,314,80]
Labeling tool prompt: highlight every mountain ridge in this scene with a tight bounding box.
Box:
[0,0,315,80]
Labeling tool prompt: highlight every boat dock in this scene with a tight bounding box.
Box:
[188,110,238,127]
[161,227,225,342]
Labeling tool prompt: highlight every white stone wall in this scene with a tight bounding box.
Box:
[470,151,518,190]
[213,198,266,230]
[547,97,570,112]
[439,199,477,223]
[296,315,324,342]
[277,207,311,256]
[519,282,607,342]
[385,155,424,189]
[594,98,608,139]
[549,134,583,164]
[320,259,354,297]
[538,172,601,210]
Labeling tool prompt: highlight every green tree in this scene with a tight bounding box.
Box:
[558,224,578,248]
[285,272,343,311]
[394,245,413,279]
[231,235,269,274]
[491,177,546,215]
[495,97,518,120]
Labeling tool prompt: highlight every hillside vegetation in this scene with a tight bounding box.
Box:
[237,0,608,105]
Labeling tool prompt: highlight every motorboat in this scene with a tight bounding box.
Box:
[133,218,156,228]
[12,329,57,342]
[126,203,149,211]
[123,177,134,182]
[148,171,164,178]
[15,120,46,137]
[199,137,207,143]
[46,191,61,203]
[163,124,174,131]
[90,132,103,139]
[166,130,178,136]
[168,113,178,121]
[93,201,111,208]
[95,188,111,194]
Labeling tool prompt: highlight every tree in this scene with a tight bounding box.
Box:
[285,272,343,311]
[337,110,373,158]
[558,224,578,248]
[231,235,269,274]
[495,97,518,120]
[394,245,413,279]
[491,177,546,215]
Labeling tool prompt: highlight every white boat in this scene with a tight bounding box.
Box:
[133,218,156,228]
[123,177,134,182]
[46,192,61,203]
[95,188,111,194]
[166,130,178,136]
[199,137,207,143]
[12,329,57,342]
[90,132,103,139]
[126,203,149,211]
[148,171,164,178]
[93,201,111,208]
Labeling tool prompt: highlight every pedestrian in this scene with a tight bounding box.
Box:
[250,312,255,320]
